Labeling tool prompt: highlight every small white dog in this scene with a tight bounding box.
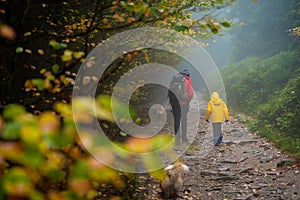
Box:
[160,162,189,199]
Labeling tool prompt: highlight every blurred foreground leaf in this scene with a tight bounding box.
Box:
[3,104,26,120]
[2,167,33,197]
[2,122,22,140]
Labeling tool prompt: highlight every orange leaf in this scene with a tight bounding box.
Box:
[37,49,44,55]
[125,137,151,153]
[102,18,108,24]
[0,24,16,40]
[68,179,92,196]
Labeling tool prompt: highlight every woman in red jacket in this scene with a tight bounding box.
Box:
[168,69,194,143]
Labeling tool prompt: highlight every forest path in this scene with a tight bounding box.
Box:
[146,93,300,200]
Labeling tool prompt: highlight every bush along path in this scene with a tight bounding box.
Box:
[144,94,300,200]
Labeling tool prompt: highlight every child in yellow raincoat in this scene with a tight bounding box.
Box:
[205,92,229,146]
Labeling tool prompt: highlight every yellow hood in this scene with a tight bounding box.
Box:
[211,92,222,104]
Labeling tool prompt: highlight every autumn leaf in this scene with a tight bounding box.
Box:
[25,49,32,54]
[0,141,24,161]
[37,49,44,55]
[49,40,67,50]
[20,124,41,145]
[23,32,31,36]
[125,137,151,153]
[61,49,73,62]
[73,51,84,59]
[38,111,60,134]
[3,104,26,120]
[150,169,166,181]
[68,179,93,197]
[54,102,73,119]
[102,18,108,24]
[2,167,33,196]
[0,24,16,40]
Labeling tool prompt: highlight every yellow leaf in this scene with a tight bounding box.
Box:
[54,102,73,119]
[61,49,73,62]
[49,39,58,47]
[150,169,166,181]
[143,51,150,62]
[46,151,65,169]
[40,68,47,74]
[24,80,34,91]
[125,138,151,153]
[25,49,32,54]
[20,125,41,145]
[73,51,84,59]
[23,32,31,36]
[38,112,60,134]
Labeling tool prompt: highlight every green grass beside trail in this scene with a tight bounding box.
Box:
[222,49,300,161]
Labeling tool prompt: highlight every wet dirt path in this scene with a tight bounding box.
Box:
[146,93,300,200]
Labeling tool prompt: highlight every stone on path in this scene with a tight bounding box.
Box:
[277,158,296,167]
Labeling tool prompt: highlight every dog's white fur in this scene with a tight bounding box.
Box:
[160,162,189,199]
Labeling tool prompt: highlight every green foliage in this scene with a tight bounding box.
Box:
[3,104,26,120]
[222,49,300,113]
[173,25,189,32]
[15,47,24,53]
[2,122,22,140]
[256,76,300,137]
[49,40,68,50]
[228,0,300,62]
[222,49,300,156]
[250,123,300,160]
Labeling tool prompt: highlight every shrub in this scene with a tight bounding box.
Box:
[0,97,171,199]
[256,76,300,137]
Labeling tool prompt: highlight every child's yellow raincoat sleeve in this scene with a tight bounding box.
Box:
[205,101,212,120]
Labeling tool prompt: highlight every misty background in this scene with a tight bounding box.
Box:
[196,0,300,157]
[201,0,299,69]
